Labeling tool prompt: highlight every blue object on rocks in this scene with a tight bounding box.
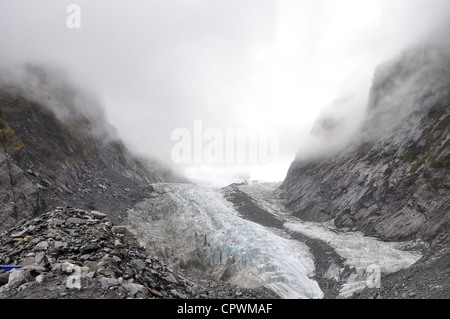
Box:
[0,265,23,271]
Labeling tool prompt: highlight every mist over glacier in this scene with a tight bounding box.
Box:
[2,0,450,183]
[0,1,448,301]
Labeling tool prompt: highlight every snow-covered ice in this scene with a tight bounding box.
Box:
[237,181,423,297]
[126,181,422,299]
[127,183,323,299]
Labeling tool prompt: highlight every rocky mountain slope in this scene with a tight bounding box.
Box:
[0,65,183,230]
[279,40,450,299]
[280,41,450,247]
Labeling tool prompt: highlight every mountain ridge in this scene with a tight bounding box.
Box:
[280,41,449,247]
[0,65,185,230]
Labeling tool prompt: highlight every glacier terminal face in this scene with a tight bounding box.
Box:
[126,182,422,299]
[126,183,323,299]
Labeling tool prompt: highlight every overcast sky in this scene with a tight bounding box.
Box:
[1,0,449,184]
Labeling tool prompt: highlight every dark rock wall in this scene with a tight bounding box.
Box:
[0,67,184,230]
[281,43,450,246]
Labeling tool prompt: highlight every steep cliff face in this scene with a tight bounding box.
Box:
[0,65,183,230]
[280,42,450,247]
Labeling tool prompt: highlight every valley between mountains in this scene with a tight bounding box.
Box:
[0,38,449,299]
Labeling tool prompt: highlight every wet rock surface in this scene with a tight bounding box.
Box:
[0,206,278,299]
[278,42,450,299]
[351,247,450,299]
[0,68,186,233]
[351,246,450,299]
[280,40,450,247]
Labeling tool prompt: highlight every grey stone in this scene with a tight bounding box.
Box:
[10,229,28,238]
[150,269,159,276]
[131,259,146,271]
[54,241,68,250]
[122,283,147,297]
[90,211,107,219]
[66,217,86,225]
[7,269,32,288]
[114,239,123,248]
[163,273,178,285]
[83,260,99,272]
[99,277,119,290]
[80,243,100,254]
[66,266,91,290]
[35,274,45,284]
[35,252,50,269]
[20,256,36,267]
[0,272,9,287]
[32,241,49,251]
[80,254,91,261]
[112,226,127,234]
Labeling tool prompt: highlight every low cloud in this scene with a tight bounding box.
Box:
[1,0,450,182]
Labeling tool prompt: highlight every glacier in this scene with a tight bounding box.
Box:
[127,183,322,299]
[236,181,423,297]
[126,181,422,299]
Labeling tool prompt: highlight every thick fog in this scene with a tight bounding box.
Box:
[1,0,449,184]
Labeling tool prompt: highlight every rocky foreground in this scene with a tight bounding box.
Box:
[0,206,278,299]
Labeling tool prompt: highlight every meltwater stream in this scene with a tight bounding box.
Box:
[126,182,422,299]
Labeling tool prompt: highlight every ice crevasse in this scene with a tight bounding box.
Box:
[126,182,422,299]
[126,183,323,299]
